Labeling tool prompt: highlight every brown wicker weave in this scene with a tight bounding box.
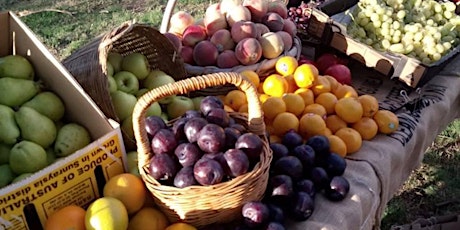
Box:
[132,72,272,227]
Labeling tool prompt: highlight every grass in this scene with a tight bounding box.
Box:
[2,0,460,228]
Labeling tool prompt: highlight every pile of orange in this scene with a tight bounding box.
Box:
[223,56,399,156]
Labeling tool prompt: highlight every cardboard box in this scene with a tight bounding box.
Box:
[306,8,460,88]
[0,11,127,229]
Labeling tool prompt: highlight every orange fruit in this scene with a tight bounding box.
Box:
[285,74,299,93]
[326,135,348,157]
[259,94,271,103]
[127,207,169,230]
[272,112,300,136]
[262,96,287,120]
[352,117,378,140]
[293,63,318,88]
[257,80,265,94]
[373,110,399,134]
[333,84,358,99]
[325,114,348,134]
[224,89,247,111]
[263,73,289,97]
[335,127,362,154]
[165,222,197,230]
[224,105,235,112]
[103,173,146,214]
[45,205,86,230]
[334,97,363,123]
[238,103,249,113]
[302,103,327,118]
[311,75,331,96]
[275,56,299,76]
[315,92,338,115]
[282,93,305,117]
[294,87,315,106]
[85,197,129,230]
[317,127,333,136]
[323,75,340,92]
[240,70,260,88]
[358,94,379,117]
[299,113,327,139]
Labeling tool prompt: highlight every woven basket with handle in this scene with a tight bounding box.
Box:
[160,0,302,95]
[132,72,272,227]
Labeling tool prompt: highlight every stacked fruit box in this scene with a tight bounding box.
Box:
[0,11,126,230]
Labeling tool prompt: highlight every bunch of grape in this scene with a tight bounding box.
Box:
[346,0,460,64]
[287,1,315,32]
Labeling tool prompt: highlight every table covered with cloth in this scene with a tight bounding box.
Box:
[286,55,460,230]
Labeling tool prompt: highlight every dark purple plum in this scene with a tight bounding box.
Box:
[267,174,294,207]
[306,135,330,156]
[197,123,226,153]
[295,179,316,198]
[206,108,230,127]
[183,110,202,119]
[291,144,316,170]
[224,127,241,149]
[193,158,224,185]
[242,201,270,228]
[281,130,303,150]
[184,117,208,143]
[272,156,303,180]
[265,222,285,230]
[145,115,167,137]
[173,165,197,188]
[174,142,203,167]
[289,192,314,221]
[200,96,224,116]
[172,117,189,141]
[269,143,289,162]
[267,204,285,224]
[149,153,178,182]
[325,153,347,177]
[310,167,330,190]
[324,176,350,201]
[150,128,178,154]
[230,123,247,133]
[223,149,250,177]
[235,133,264,162]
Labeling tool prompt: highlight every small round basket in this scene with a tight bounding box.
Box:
[132,72,272,227]
[160,0,302,96]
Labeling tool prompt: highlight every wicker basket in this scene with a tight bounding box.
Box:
[160,0,302,95]
[132,72,272,227]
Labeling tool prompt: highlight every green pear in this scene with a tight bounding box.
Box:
[111,90,137,121]
[45,148,57,165]
[0,55,35,80]
[0,164,15,187]
[22,91,65,121]
[121,115,134,141]
[0,77,40,107]
[12,173,33,184]
[9,140,47,174]
[0,143,12,165]
[15,106,57,148]
[54,123,91,157]
[0,104,20,144]
[108,52,123,73]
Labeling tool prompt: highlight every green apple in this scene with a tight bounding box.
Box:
[126,151,140,176]
[166,96,195,119]
[107,75,118,93]
[191,96,205,111]
[121,52,150,80]
[0,55,34,80]
[121,115,134,141]
[136,88,149,98]
[146,101,162,117]
[111,90,137,121]
[160,112,169,123]
[143,70,176,104]
[108,52,123,73]
[106,61,114,77]
[113,71,139,95]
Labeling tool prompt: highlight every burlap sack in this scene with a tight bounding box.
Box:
[285,55,460,230]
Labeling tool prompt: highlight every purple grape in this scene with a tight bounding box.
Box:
[242,201,270,227]
[174,142,203,167]
[172,117,189,141]
[324,176,350,201]
[267,204,285,224]
[183,110,202,119]
[310,167,330,190]
[229,123,246,133]
[148,153,178,182]
[235,133,264,162]
[289,192,314,221]
[193,158,224,186]
[145,115,167,137]
[150,128,178,155]
[173,165,197,188]
[184,117,208,143]
[281,130,303,150]
[295,179,316,198]
[267,174,294,208]
[223,149,250,177]
[197,123,226,153]
[206,108,230,127]
[200,96,224,116]
[325,153,347,177]
[224,127,242,149]
[291,144,316,169]
[272,156,303,180]
[306,135,330,155]
[269,143,289,163]
[265,222,285,230]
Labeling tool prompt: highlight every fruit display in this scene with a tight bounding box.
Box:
[0,54,91,188]
[346,0,460,64]
[163,0,298,69]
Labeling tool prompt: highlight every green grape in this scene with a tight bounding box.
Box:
[404,44,414,54]
[432,53,442,62]
[433,13,444,23]
[389,43,405,53]
[392,35,401,43]
[444,11,453,20]
[422,57,431,65]
[443,1,456,12]
[396,10,406,19]
[373,20,382,28]
[392,21,401,30]
[381,39,391,49]
[435,44,445,54]
[433,3,442,13]
[442,42,452,50]
[364,38,374,46]
[414,32,423,42]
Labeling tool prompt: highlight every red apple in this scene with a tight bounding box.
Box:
[324,64,352,85]
[315,53,340,74]
[298,55,316,66]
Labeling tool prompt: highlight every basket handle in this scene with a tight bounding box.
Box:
[132,72,265,168]
[160,0,178,34]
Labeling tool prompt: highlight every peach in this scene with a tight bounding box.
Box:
[217,50,240,68]
[195,18,205,27]
[255,23,270,38]
[231,20,258,43]
[276,30,293,52]
[169,11,195,36]
[182,24,207,47]
[204,3,228,36]
[210,29,235,52]
[242,0,269,22]
[282,18,297,37]
[163,32,183,52]
[267,0,288,19]
[220,0,243,16]
[235,38,263,65]
[226,5,252,27]
[180,46,195,65]
[262,12,285,32]
[193,40,219,66]
[258,32,284,59]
